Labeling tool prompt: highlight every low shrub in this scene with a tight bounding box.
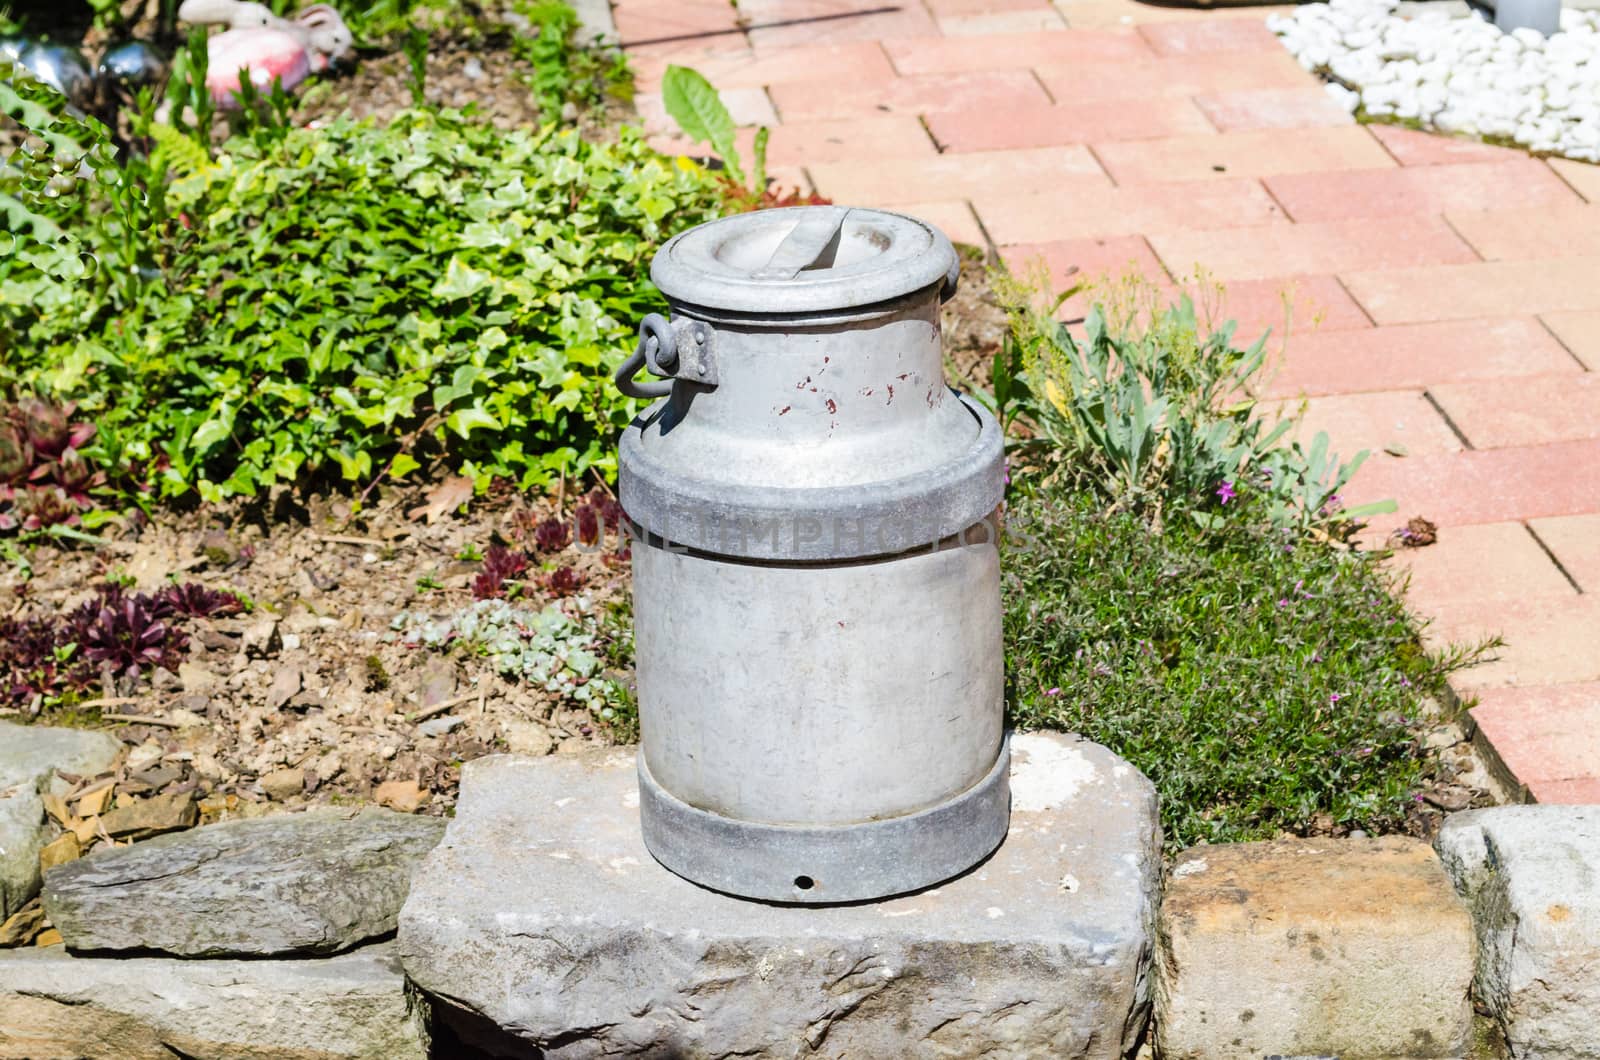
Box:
[1003,489,1472,847]
[1,106,727,504]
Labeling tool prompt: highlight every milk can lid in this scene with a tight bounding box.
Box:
[650,206,960,315]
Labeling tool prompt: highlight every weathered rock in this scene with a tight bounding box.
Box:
[0,901,45,946]
[36,832,78,873]
[1156,836,1476,1059]
[0,723,121,794]
[97,789,197,839]
[0,723,119,918]
[0,790,44,921]
[0,941,427,1059]
[44,807,445,956]
[400,732,1161,1058]
[260,767,306,801]
[373,780,427,814]
[1436,805,1600,1058]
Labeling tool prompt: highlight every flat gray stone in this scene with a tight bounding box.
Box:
[0,722,121,793]
[399,732,1161,1059]
[568,0,617,46]
[0,722,119,919]
[43,806,446,957]
[1437,805,1600,1058]
[0,789,44,920]
[0,941,427,1060]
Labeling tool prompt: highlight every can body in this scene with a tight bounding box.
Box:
[619,207,1009,903]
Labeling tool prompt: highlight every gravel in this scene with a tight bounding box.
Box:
[1269,0,1600,161]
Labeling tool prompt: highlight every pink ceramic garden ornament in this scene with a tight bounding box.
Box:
[176,0,352,105]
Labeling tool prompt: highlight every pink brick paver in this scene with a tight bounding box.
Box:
[1528,514,1600,591]
[1430,375,1600,449]
[1271,390,1463,459]
[1257,318,1580,399]
[621,0,1600,801]
[926,97,1213,152]
[1542,311,1600,369]
[1147,216,1478,282]
[1364,123,1529,165]
[1035,52,1309,103]
[1264,160,1583,222]
[1192,87,1355,131]
[1445,202,1600,261]
[974,178,1285,244]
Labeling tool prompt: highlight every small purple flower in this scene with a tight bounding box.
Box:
[1216,480,1237,505]
[1277,598,1290,609]
[1329,692,1343,704]
[1045,687,1062,697]
[1311,651,1323,663]
[1399,675,1412,688]
[1003,460,1011,485]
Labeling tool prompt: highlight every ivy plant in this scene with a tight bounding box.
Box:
[1,107,726,503]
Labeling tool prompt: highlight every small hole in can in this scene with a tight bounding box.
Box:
[793,875,815,891]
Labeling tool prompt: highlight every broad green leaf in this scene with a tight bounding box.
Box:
[660,65,745,186]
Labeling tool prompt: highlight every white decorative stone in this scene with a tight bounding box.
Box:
[399,733,1162,1058]
[1436,806,1600,1058]
[1270,0,1600,161]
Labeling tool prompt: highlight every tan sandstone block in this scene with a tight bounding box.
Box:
[1156,836,1476,1059]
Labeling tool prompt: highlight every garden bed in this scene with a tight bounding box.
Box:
[0,2,1507,951]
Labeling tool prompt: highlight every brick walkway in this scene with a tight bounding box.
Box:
[616,0,1600,803]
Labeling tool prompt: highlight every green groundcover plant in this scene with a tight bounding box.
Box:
[1,106,726,503]
[1003,488,1464,847]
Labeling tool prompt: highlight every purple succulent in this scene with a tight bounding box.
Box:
[158,582,246,618]
[532,517,571,553]
[471,545,531,600]
[544,565,585,597]
[80,594,188,678]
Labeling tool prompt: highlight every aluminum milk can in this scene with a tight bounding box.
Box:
[615,206,1009,903]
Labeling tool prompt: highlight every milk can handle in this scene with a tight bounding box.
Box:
[614,313,677,400]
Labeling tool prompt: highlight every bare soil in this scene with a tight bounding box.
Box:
[3,482,631,826]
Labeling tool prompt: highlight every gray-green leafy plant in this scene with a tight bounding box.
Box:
[990,281,1396,533]
[392,598,623,717]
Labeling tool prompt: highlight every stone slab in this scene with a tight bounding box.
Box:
[43,806,445,957]
[399,732,1162,1059]
[1436,806,1600,1058]
[0,941,426,1060]
[1156,836,1477,1059]
[0,723,121,793]
[0,723,119,920]
[0,790,44,921]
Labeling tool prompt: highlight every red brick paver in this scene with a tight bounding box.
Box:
[927,97,1213,152]
[1257,318,1580,398]
[1094,127,1395,183]
[1264,160,1582,222]
[622,0,1600,802]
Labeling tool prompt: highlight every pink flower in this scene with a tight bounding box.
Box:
[1329,692,1343,704]
[1216,480,1237,504]
[1045,687,1061,697]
